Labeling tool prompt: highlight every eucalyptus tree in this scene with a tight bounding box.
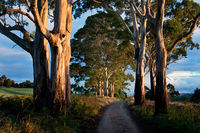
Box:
[0,0,82,112]
[146,0,200,114]
[0,0,51,109]
[74,0,150,105]
[71,12,135,97]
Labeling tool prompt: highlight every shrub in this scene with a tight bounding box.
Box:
[191,88,200,103]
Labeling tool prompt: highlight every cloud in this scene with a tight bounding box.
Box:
[167,71,200,93]
[0,46,28,57]
[167,71,200,77]
[0,45,33,83]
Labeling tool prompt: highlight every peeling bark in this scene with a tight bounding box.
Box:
[50,0,73,113]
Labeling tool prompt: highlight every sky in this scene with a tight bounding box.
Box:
[0,2,200,94]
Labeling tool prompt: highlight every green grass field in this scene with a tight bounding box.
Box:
[0,87,33,96]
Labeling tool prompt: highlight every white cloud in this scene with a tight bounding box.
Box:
[167,71,200,93]
[167,71,200,77]
[0,46,27,56]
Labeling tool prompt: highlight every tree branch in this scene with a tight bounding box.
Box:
[0,17,6,27]
[167,13,200,56]
[131,1,145,17]
[30,0,53,43]
[92,0,101,4]
[7,25,32,41]
[72,0,81,5]
[40,0,48,18]
[25,0,31,8]
[0,9,34,22]
[104,5,134,38]
[129,2,139,44]
[146,0,155,24]
[0,23,33,54]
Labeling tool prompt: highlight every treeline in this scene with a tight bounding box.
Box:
[71,13,134,99]
[0,75,33,88]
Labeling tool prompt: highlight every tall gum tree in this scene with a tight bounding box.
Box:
[70,12,135,97]
[146,0,200,114]
[30,0,73,112]
[0,0,50,110]
[89,0,148,105]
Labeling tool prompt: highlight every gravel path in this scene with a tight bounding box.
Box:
[97,101,145,133]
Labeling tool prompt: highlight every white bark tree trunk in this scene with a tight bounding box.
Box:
[98,80,102,96]
[134,17,147,105]
[49,0,72,112]
[154,0,169,115]
[104,67,109,96]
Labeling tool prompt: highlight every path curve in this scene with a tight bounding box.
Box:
[97,101,145,133]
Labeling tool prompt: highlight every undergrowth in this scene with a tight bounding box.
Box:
[0,95,115,133]
[128,100,200,133]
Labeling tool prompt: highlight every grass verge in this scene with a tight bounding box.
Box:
[126,98,200,133]
[0,95,116,133]
[0,87,33,96]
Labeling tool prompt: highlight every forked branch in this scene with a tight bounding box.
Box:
[30,0,52,42]
[167,13,200,56]
[0,9,34,22]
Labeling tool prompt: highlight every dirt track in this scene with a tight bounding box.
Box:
[97,101,145,133]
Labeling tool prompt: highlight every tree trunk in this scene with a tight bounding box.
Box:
[154,38,168,114]
[154,0,169,115]
[50,0,73,113]
[98,80,102,96]
[150,64,156,100]
[111,83,114,98]
[134,17,147,105]
[104,68,109,96]
[95,86,98,97]
[33,0,51,110]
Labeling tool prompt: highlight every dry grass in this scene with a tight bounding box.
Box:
[127,99,200,133]
[0,95,117,133]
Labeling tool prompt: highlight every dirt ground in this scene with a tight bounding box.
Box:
[96,101,146,133]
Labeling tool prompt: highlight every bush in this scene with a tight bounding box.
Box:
[128,101,200,133]
[0,95,115,133]
[191,88,200,103]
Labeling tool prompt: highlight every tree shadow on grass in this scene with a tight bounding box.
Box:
[0,88,25,95]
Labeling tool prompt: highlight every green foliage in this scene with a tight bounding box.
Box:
[179,95,190,102]
[71,12,135,95]
[129,101,200,133]
[145,86,151,100]
[191,88,200,103]
[114,89,127,100]
[165,0,200,63]
[167,83,180,99]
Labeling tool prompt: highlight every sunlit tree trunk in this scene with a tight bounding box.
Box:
[111,83,114,98]
[150,64,156,100]
[98,80,102,96]
[134,17,147,105]
[154,0,169,114]
[49,0,72,112]
[104,67,109,96]
[32,0,51,110]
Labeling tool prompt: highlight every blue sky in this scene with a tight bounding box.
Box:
[0,2,200,94]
